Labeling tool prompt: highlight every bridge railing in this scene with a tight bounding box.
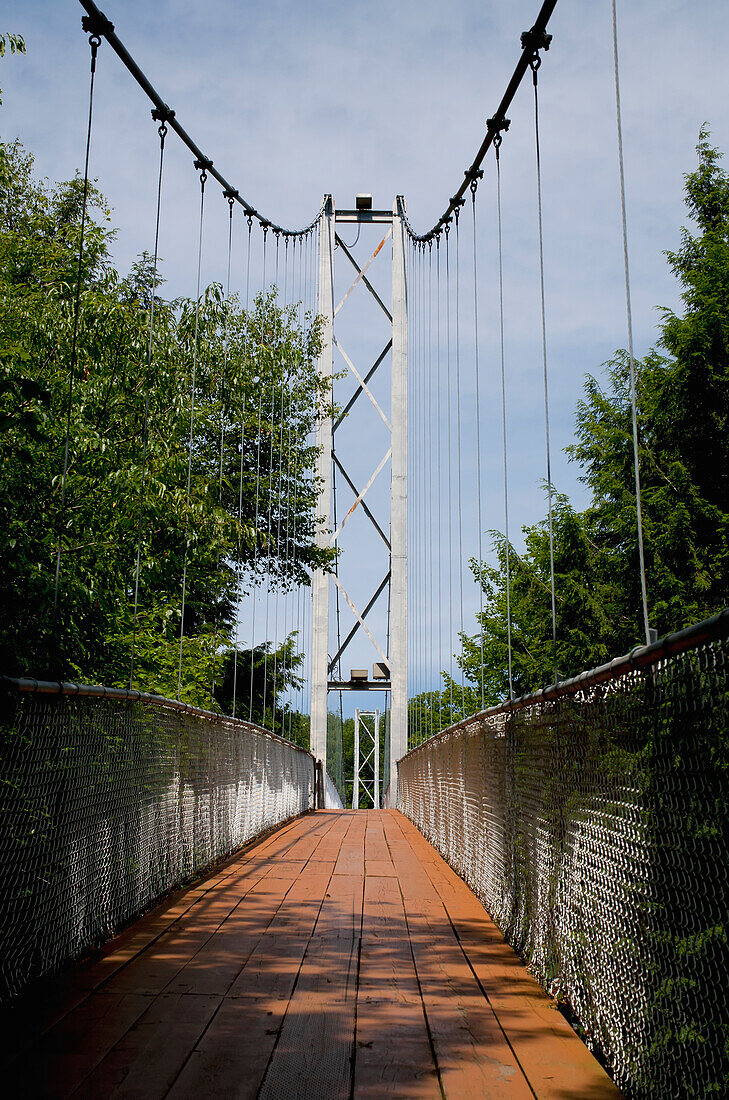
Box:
[398,610,729,1099]
[0,680,315,1003]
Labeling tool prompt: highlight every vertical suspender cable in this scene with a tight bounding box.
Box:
[470,184,486,712]
[177,162,207,700]
[249,227,268,722]
[445,226,454,720]
[54,30,101,608]
[427,242,435,737]
[495,136,514,700]
[212,193,235,706]
[531,55,558,682]
[261,271,284,726]
[130,113,167,688]
[612,0,651,646]
[232,216,253,718]
[435,237,443,732]
[454,208,466,713]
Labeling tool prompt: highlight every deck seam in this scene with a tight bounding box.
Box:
[67,814,339,1097]
[382,813,447,1100]
[253,813,357,1098]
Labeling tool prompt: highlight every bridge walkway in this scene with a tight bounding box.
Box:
[4,810,619,1098]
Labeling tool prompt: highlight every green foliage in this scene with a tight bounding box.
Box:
[327,707,391,807]
[0,139,332,708]
[214,635,309,746]
[0,32,25,106]
[455,130,729,708]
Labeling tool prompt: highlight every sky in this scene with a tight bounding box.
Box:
[3,0,728,712]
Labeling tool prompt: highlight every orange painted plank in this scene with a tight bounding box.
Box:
[383,813,534,1098]
[163,869,306,996]
[365,858,397,876]
[3,811,623,1100]
[334,816,366,876]
[257,871,363,1100]
[354,875,440,1098]
[72,992,221,1099]
[104,824,316,996]
[169,868,336,1098]
[396,815,621,1099]
[6,992,153,1098]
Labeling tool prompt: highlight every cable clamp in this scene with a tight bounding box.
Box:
[152,105,174,139]
[151,105,175,124]
[465,167,484,195]
[487,116,511,142]
[223,188,239,207]
[81,11,115,40]
[194,156,212,186]
[520,25,552,55]
[521,25,552,79]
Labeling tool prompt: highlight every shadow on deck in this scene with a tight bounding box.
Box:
[1,810,620,1098]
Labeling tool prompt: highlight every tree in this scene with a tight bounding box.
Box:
[458,130,729,704]
[0,139,333,708]
[0,32,25,106]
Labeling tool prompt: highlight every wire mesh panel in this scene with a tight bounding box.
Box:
[398,615,729,1099]
[0,685,314,1003]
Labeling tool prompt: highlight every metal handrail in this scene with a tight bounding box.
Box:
[404,607,729,756]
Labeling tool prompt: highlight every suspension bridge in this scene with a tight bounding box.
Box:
[1,0,727,1097]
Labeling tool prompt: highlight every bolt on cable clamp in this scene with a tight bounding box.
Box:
[81,11,115,39]
[520,26,552,55]
[487,116,511,135]
[151,105,175,125]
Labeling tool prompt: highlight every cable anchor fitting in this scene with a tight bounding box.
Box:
[81,10,115,41]
[450,195,466,224]
[194,156,212,186]
[521,25,552,82]
[465,167,484,195]
[151,105,174,140]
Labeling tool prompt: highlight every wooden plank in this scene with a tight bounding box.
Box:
[6,992,153,1098]
[103,822,317,997]
[334,815,366,876]
[309,812,355,862]
[364,858,397,877]
[163,868,307,996]
[257,872,363,1100]
[397,816,621,1098]
[354,875,440,1098]
[4,811,623,1099]
[382,813,534,1098]
[168,868,336,1098]
[72,993,221,1099]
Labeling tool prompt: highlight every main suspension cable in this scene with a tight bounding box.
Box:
[76,1,324,238]
[399,0,558,242]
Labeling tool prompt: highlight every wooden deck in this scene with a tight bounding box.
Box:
[3,810,620,1098]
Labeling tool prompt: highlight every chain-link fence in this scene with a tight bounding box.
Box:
[0,681,315,1003]
[398,612,729,1099]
